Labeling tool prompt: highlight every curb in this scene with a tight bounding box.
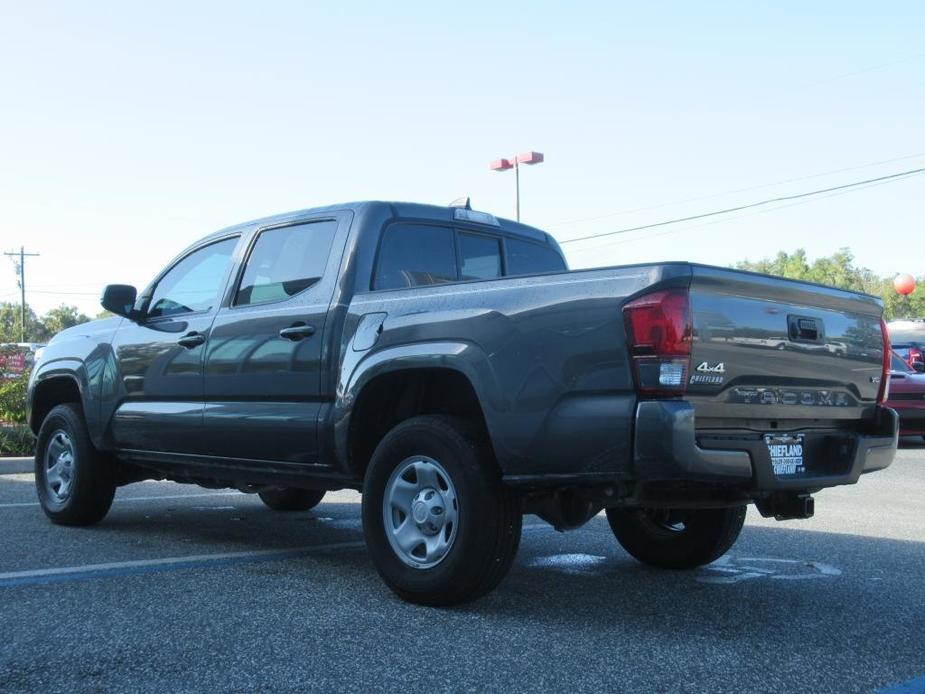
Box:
[0,457,33,475]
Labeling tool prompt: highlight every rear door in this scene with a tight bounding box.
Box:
[201,213,350,464]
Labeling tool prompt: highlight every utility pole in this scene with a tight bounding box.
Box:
[4,246,40,342]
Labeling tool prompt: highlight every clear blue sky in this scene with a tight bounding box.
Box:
[1,1,923,316]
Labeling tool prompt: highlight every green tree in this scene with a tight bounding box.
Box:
[736,248,925,320]
[0,302,44,343]
[41,304,91,336]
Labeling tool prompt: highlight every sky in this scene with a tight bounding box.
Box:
[1,1,923,317]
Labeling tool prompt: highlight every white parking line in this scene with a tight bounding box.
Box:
[0,542,366,587]
[0,491,245,509]
[0,523,551,587]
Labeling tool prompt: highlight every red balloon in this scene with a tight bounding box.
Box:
[894,273,916,295]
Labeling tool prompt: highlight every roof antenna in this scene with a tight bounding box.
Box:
[448,196,472,210]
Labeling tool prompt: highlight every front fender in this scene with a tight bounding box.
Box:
[332,340,507,471]
[29,358,90,428]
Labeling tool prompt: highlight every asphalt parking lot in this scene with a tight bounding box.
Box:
[1,447,923,694]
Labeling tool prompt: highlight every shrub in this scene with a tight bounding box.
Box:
[0,371,29,425]
[0,425,34,457]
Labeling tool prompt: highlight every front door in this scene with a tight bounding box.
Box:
[109,236,239,454]
[202,216,347,464]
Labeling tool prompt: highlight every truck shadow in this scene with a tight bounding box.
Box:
[478,515,925,630]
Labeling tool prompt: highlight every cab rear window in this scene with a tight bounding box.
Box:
[373,223,566,291]
[374,224,457,290]
[506,238,566,276]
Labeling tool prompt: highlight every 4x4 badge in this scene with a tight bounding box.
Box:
[696,361,725,374]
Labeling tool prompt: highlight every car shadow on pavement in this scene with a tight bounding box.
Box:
[476,516,924,624]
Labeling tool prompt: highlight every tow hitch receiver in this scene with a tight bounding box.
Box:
[755,493,815,521]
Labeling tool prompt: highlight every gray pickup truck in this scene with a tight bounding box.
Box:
[27,201,897,605]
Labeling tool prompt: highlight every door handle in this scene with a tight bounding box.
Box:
[279,323,316,341]
[177,331,206,349]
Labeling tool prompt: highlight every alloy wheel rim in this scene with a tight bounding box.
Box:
[44,430,76,504]
[383,456,459,569]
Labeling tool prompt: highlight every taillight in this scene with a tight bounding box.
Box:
[878,317,891,403]
[623,288,692,396]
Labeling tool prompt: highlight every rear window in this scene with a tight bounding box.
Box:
[506,238,566,276]
[459,232,502,281]
[374,224,457,290]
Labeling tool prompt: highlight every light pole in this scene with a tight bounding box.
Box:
[489,151,544,221]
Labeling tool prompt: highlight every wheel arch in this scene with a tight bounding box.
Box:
[336,344,506,481]
[29,362,93,441]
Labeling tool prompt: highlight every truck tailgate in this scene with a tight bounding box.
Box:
[687,265,886,425]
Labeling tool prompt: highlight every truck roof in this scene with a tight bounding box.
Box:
[202,200,555,245]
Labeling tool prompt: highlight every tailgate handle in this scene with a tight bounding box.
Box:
[788,316,822,342]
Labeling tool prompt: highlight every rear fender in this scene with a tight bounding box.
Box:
[332,341,506,470]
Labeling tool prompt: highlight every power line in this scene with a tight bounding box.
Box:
[558,166,925,246]
[28,289,100,296]
[551,151,925,227]
[566,174,904,256]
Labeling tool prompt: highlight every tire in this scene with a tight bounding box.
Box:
[362,415,522,607]
[606,505,746,569]
[34,403,116,526]
[258,488,326,512]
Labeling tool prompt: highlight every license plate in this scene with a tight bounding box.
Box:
[765,433,805,476]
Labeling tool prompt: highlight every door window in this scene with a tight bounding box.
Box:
[147,238,237,318]
[235,220,338,306]
[374,224,457,290]
[459,232,502,280]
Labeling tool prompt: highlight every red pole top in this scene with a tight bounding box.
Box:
[516,151,544,165]
[489,158,514,171]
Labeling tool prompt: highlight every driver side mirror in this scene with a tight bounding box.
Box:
[914,362,925,373]
[101,284,139,320]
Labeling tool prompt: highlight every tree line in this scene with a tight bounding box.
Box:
[735,248,923,320]
[0,302,104,343]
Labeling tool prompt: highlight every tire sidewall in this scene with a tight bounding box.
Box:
[362,418,489,596]
[35,406,85,517]
[34,403,114,525]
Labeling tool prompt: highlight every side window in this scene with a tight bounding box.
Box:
[147,238,237,318]
[374,223,457,290]
[505,238,567,277]
[236,220,338,306]
[459,232,502,281]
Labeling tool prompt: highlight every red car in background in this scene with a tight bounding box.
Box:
[886,351,925,438]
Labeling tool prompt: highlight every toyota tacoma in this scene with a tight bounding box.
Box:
[27,201,897,605]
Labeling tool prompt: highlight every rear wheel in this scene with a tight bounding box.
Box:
[606,505,746,569]
[362,415,522,606]
[258,488,326,512]
[35,403,116,526]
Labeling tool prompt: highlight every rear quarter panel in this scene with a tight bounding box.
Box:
[336,263,692,479]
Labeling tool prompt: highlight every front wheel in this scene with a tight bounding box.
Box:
[362,415,522,606]
[35,403,116,526]
[606,505,746,569]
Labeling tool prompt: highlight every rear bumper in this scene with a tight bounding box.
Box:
[633,400,898,491]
